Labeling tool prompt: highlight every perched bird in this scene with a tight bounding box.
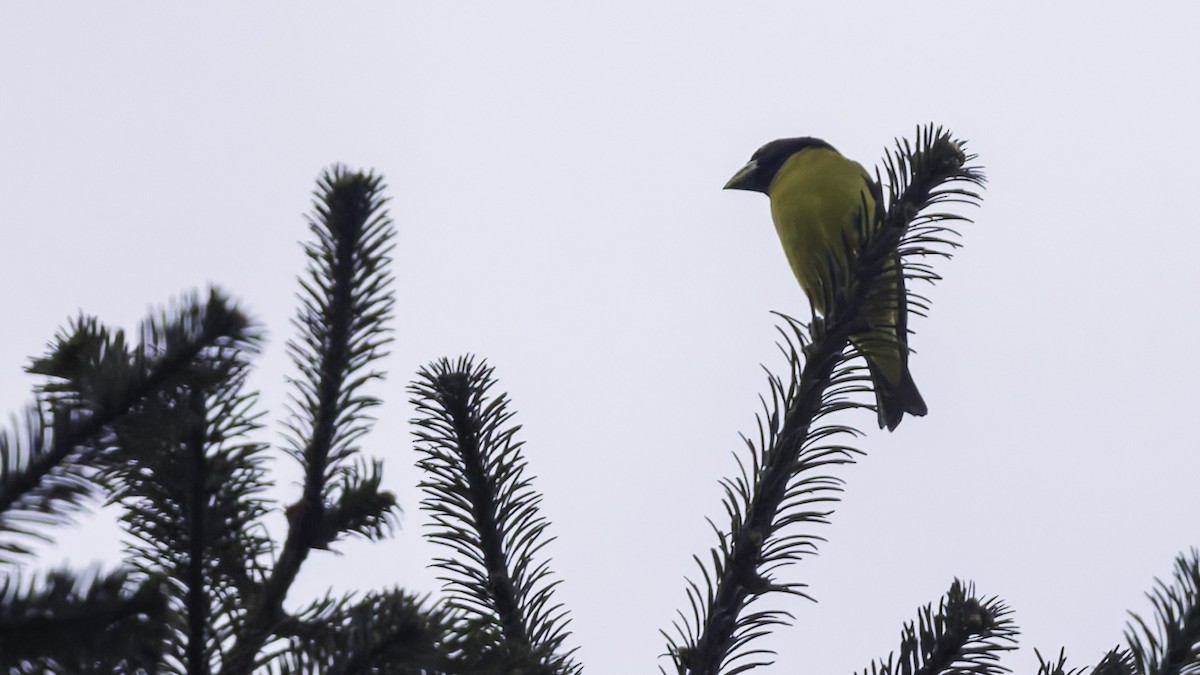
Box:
[724,137,926,430]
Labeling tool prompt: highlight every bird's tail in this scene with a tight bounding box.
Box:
[867,360,927,431]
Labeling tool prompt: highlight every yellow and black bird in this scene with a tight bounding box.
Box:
[724,137,926,430]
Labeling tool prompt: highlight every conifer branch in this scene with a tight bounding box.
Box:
[1035,648,1080,675]
[664,126,984,674]
[1125,549,1200,675]
[0,569,169,672]
[411,356,579,675]
[222,166,396,675]
[101,321,271,672]
[1035,648,1136,675]
[0,292,253,562]
[265,589,452,674]
[1093,648,1137,675]
[859,580,1017,675]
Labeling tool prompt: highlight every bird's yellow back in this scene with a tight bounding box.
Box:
[766,146,876,316]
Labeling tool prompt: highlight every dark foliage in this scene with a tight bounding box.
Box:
[0,568,167,672]
[1126,550,1200,675]
[858,580,1017,675]
[1,130,1196,675]
[411,356,579,675]
[0,294,253,563]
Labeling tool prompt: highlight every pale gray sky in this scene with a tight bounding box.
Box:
[3,3,1199,673]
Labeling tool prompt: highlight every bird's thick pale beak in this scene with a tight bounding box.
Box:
[723,159,759,191]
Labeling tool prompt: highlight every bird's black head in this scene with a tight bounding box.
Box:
[724,137,837,193]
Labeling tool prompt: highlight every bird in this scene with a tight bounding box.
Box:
[723,136,926,430]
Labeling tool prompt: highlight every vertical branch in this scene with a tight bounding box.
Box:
[184,389,211,675]
[412,356,578,674]
[222,166,395,675]
[101,296,270,673]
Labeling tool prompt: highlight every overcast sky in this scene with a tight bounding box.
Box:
[3,3,1200,673]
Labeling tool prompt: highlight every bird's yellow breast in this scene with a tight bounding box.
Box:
[767,147,875,315]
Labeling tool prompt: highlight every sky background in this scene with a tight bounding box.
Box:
[3,3,1200,673]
